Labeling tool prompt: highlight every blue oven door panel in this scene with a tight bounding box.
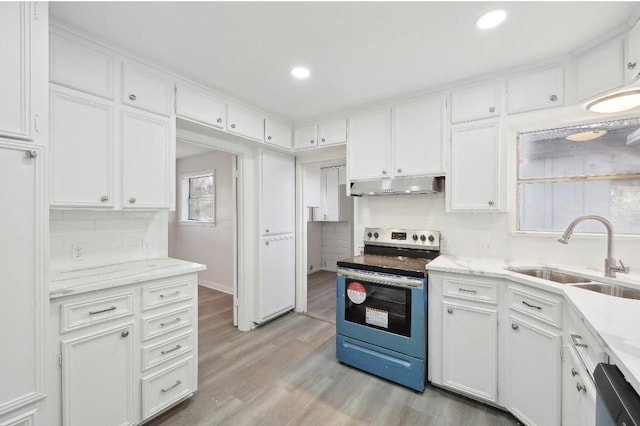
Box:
[336,334,426,391]
[336,274,426,359]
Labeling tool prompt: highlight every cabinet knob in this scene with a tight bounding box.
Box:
[576,382,586,393]
[447,307,453,314]
[628,62,637,70]
[121,330,129,338]
[397,168,402,173]
[488,200,495,206]
[310,139,314,144]
[129,197,136,204]
[265,241,269,246]
[267,136,272,140]
[217,117,223,123]
[265,229,269,233]
[129,94,136,101]
[101,195,109,202]
[230,123,236,129]
[549,94,558,102]
[489,106,495,113]
[571,368,579,377]
[511,323,519,330]
[321,138,326,143]
[382,170,387,175]
[24,150,38,159]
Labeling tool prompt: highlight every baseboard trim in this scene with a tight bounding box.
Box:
[198,279,233,295]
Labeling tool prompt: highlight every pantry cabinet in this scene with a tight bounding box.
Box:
[175,83,226,129]
[507,67,564,114]
[227,103,264,142]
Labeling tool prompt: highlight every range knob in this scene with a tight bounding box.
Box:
[367,232,373,238]
[420,235,426,242]
[373,232,379,239]
[428,235,435,242]
[412,234,418,241]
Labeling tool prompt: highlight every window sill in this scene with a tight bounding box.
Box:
[179,221,216,227]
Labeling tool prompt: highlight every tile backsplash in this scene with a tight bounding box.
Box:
[50,210,168,270]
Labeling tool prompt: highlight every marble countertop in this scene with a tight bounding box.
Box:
[50,258,206,299]
[427,255,640,394]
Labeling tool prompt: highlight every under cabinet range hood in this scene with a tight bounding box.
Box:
[349,176,444,196]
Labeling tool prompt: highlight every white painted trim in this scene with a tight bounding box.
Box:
[198,279,232,295]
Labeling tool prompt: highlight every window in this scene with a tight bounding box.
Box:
[517,118,640,235]
[180,171,215,224]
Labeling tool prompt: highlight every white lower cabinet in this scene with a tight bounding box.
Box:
[562,345,596,426]
[506,315,562,426]
[442,301,497,402]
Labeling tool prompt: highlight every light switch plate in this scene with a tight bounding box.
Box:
[71,243,86,261]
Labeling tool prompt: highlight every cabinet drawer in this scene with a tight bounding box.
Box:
[142,306,192,341]
[121,63,173,116]
[61,292,134,333]
[142,331,193,371]
[567,311,607,377]
[509,285,562,327]
[442,276,497,304]
[141,278,193,311]
[142,357,194,420]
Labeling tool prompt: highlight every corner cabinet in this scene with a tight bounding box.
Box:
[448,120,501,211]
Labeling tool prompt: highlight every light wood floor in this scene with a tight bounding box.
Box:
[146,287,519,426]
[306,270,337,323]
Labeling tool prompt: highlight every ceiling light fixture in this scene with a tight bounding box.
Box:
[586,90,640,113]
[476,10,507,30]
[565,130,608,142]
[291,67,310,79]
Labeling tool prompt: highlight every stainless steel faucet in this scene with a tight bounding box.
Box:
[557,215,630,278]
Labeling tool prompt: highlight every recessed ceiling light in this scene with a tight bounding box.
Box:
[565,130,608,142]
[476,10,507,30]
[586,90,640,113]
[291,67,310,79]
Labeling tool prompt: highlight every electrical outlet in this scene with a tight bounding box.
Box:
[142,239,151,254]
[71,243,86,261]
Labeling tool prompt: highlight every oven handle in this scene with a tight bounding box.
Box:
[337,268,424,288]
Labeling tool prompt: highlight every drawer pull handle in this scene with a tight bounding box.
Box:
[522,300,542,310]
[570,333,588,348]
[159,291,181,299]
[160,317,181,327]
[459,288,477,294]
[161,344,182,355]
[161,380,182,393]
[89,306,117,315]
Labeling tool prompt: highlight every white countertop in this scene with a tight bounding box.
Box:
[427,255,640,394]
[50,258,206,299]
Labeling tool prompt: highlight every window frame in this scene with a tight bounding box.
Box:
[179,170,215,226]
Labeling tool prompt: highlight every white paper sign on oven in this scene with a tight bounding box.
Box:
[365,307,389,328]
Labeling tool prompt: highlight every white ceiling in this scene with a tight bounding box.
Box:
[51,2,637,123]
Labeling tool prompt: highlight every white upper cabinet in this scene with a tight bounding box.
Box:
[50,87,114,207]
[318,117,347,147]
[50,32,114,100]
[227,103,264,141]
[627,18,640,82]
[451,82,501,123]
[175,83,226,129]
[577,37,625,101]
[121,108,172,209]
[347,107,391,181]
[260,151,295,235]
[449,120,501,211]
[392,95,446,176]
[293,124,318,150]
[0,2,47,142]
[121,63,173,116]
[507,67,564,114]
[264,118,292,150]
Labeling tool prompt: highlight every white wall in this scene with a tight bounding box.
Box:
[168,150,234,293]
[50,210,167,270]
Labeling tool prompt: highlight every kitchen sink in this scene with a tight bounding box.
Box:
[572,283,640,300]
[506,267,591,284]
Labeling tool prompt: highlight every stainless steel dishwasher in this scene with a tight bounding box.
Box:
[594,363,640,426]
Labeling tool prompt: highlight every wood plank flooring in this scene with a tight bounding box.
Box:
[146,287,519,426]
[306,270,337,323]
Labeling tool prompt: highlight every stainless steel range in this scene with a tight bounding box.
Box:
[335,228,440,392]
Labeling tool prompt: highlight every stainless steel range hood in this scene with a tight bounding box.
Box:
[349,176,444,196]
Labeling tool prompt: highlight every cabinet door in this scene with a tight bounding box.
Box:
[227,104,264,141]
[507,317,561,426]
[442,302,497,402]
[50,87,114,207]
[0,3,31,140]
[0,141,43,417]
[562,345,596,426]
[449,120,500,211]
[627,19,640,82]
[62,324,135,426]
[121,109,172,209]
[261,151,294,235]
[320,167,340,221]
[293,125,317,150]
[577,37,625,101]
[264,118,292,150]
[175,83,226,129]
[258,235,295,322]
[347,107,390,181]
[121,63,173,116]
[392,95,445,176]
[451,82,501,123]
[507,67,564,114]
[318,117,347,146]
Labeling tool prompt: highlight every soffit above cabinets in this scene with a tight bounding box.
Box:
[51,2,636,123]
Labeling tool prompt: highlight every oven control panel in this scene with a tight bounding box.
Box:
[364,228,440,250]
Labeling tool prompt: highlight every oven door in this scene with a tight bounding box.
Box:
[336,268,426,359]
